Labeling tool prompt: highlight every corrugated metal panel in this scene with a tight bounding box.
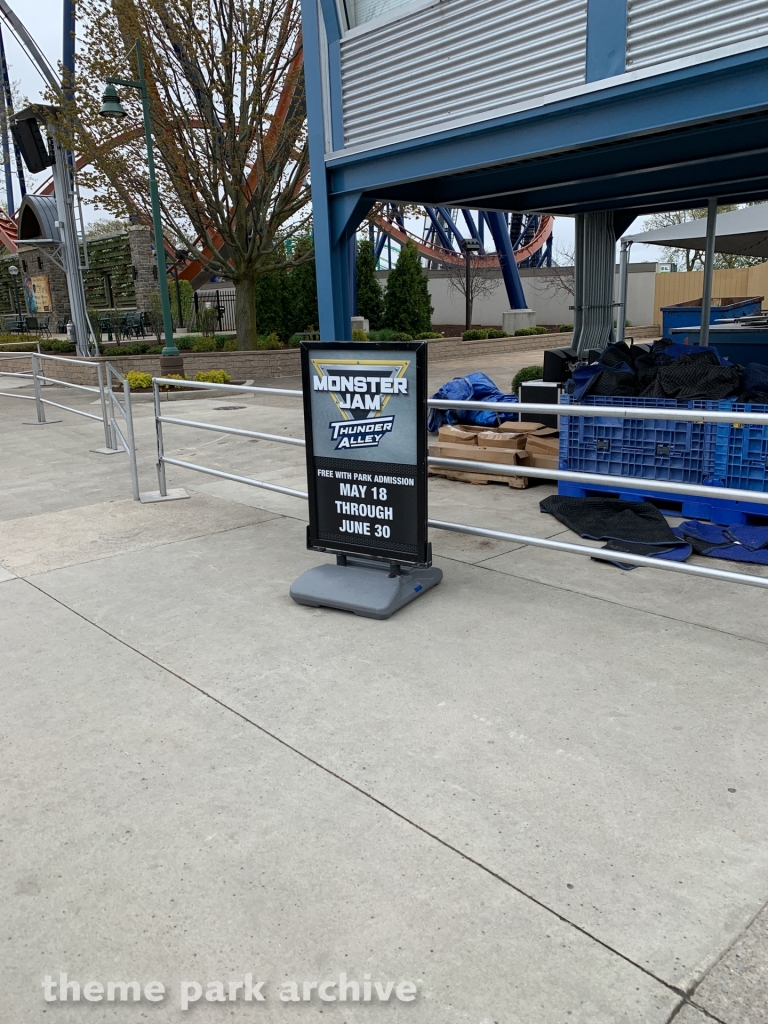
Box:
[341,0,587,149]
[627,0,768,70]
[353,0,418,26]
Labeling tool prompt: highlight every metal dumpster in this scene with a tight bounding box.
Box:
[661,296,763,339]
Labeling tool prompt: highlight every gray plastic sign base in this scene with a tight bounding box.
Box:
[290,557,442,619]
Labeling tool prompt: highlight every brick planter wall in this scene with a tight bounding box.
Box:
[0,328,660,387]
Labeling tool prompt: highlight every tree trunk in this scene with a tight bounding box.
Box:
[235,277,258,350]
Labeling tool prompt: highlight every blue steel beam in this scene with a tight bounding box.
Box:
[423,207,453,250]
[349,114,768,217]
[434,206,464,247]
[460,208,485,253]
[486,212,526,310]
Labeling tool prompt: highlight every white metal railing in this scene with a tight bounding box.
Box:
[105,363,140,500]
[0,351,139,499]
[149,378,768,591]
[152,378,306,500]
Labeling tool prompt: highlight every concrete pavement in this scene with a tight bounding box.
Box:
[1,358,767,1023]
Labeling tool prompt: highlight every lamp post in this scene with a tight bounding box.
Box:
[8,262,20,316]
[98,38,178,359]
[461,237,481,332]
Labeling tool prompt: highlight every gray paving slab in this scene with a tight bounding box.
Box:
[0,564,16,582]
[669,1005,720,1023]
[0,579,675,1024]
[475,537,768,645]
[32,515,768,992]
[0,493,277,576]
[691,901,768,1024]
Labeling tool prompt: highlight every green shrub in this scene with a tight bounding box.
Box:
[511,365,545,393]
[414,331,443,339]
[382,239,433,337]
[160,373,186,390]
[287,334,302,347]
[214,333,236,349]
[41,340,76,353]
[514,326,548,336]
[0,339,38,352]
[176,336,195,351]
[126,371,153,390]
[197,306,219,338]
[486,328,508,339]
[356,239,384,329]
[104,342,151,356]
[352,329,369,341]
[462,329,488,340]
[222,338,237,351]
[257,332,282,350]
[559,323,574,332]
[194,369,232,384]
[192,336,217,352]
[368,328,401,341]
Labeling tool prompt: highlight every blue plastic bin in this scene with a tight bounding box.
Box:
[709,401,768,492]
[559,396,717,483]
[558,397,768,524]
[660,296,763,339]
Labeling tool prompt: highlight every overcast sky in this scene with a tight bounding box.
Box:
[4,0,659,260]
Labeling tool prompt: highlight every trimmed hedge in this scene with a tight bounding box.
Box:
[511,365,544,393]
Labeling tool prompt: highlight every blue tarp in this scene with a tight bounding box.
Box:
[427,373,518,432]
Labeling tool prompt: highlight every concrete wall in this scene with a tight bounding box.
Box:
[375,262,659,328]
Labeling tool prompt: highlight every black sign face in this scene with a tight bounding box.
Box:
[300,341,429,565]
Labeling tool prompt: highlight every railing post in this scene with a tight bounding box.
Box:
[30,353,46,423]
[123,376,140,501]
[96,362,115,449]
[153,380,168,496]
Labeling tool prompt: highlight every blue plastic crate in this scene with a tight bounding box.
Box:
[710,401,768,492]
[557,479,714,520]
[559,396,717,484]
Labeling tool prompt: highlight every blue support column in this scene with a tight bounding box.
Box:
[301,0,369,338]
[486,212,527,309]
[586,0,627,82]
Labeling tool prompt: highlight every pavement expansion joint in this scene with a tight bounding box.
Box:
[22,572,706,1009]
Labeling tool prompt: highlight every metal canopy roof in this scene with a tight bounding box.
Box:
[17,195,60,244]
[625,203,768,257]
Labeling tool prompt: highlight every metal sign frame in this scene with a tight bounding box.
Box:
[300,340,430,566]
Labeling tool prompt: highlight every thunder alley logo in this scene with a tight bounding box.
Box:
[312,357,410,451]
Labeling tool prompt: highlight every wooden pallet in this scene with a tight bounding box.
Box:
[428,466,528,488]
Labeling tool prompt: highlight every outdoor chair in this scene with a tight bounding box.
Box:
[4,315,26,334]
[24,316,38,334]
[38,315,51,338]
[98,315,115,343]
[119,312,142,338]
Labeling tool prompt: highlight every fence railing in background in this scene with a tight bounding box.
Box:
[147,379,768,591]
[105,363,140,501]
[192,289,236,332]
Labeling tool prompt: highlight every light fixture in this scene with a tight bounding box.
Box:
[98,84,127,119]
